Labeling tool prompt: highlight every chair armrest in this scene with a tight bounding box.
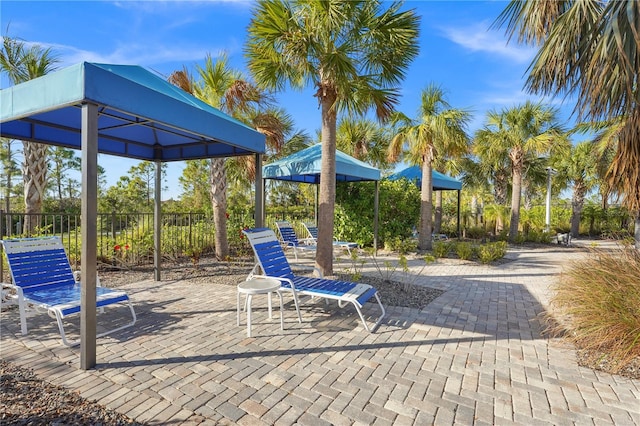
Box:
[249,274,297,291]
[73,271,101,286]
[289,264,323,278]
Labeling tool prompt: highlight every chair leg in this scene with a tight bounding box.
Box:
[276,290,284,331]
[290,291,302,323]
[53,301,137,347]
[247,294,253,337]
[351,292,386,333]
[17,295,28,336]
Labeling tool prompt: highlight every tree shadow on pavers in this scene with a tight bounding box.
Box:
[0,297,204,348]
[99,335,487,369]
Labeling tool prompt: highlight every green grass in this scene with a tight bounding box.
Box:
[549,248,640,373]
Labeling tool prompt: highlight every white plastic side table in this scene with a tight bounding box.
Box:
[237,278,284,337]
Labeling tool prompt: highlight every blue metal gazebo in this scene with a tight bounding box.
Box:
[1,62,266,369]
[262,144,381,249]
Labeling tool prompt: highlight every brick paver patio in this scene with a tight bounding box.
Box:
[1,240,639,425]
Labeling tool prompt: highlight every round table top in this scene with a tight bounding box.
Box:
[237,278,281,294]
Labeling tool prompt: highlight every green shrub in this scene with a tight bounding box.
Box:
[384,237,417,254]
[432,241,450,258]
[548,248,640,373]
[455,242,474,260]
[465,226,487,240]
[525,230,553,243]
[513,233,526,244]
[335,179,420,248]
[477,241,507,264]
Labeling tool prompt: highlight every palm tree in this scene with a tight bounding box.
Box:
[388,84,470,251]
[246,0,420,275]
[1,35,59,234]
[169,55,289,259]
[475,102,565,242]
[552,141,597,237]
[336,117,392,172]
[587,116,640,247]
[472,127,512,234]
[495,0,640,246]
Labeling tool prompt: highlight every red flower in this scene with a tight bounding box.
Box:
[114,245,121,251]
[124,244,130,250]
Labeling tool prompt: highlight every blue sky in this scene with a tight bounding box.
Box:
[1,1,577,199]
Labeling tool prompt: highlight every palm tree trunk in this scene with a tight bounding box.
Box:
[418,157,434,251]
[509,152,524,243]
[494,171,508,232]
[209,158,229,259]
[570,182,586,238]
[23,142,47,235]
[316,89,338,276]
[434,191,443,234]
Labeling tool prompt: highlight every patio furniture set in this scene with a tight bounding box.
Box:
[0,225,384,346]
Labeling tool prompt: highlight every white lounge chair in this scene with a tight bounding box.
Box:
[302,222,359,256]
[274,220,316,260]
[1,236,136,346]
[243,227,385,332]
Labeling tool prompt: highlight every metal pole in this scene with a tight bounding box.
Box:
[255,153,264,227]
[373,181,379,254]
[80,102,98,370]
[154,161,162,281]
[457,190,461,238]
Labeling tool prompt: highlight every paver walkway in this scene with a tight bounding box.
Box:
[1,240,639,425]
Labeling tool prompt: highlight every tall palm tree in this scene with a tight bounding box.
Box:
[552,141,597,237]
[475,102,564,242]
[169,55,276,259]
[472,127,512,234]
[495,0,640,246]
[388,84,470,251]
[1,35,59,234]
[246,0,420,275]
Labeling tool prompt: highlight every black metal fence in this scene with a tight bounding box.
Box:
[0,211,216,279]
[0,210,316,282]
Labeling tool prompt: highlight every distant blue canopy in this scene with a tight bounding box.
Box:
[0,62,265,161]
[263,144,380,183]
[387,166,462,190]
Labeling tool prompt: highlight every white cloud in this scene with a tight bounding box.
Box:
[37,41,228,71]
[112,0,252,13]
[439,22,535,64]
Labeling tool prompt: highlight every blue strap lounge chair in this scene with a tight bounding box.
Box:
[275,220,316,260]
[243,228,385,333]
[1,236,136,346]
[302,222,359,256]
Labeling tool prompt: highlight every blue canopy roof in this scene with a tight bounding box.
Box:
[263,144,380,183]
[387,165,462,190]
[0,62,265,161]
